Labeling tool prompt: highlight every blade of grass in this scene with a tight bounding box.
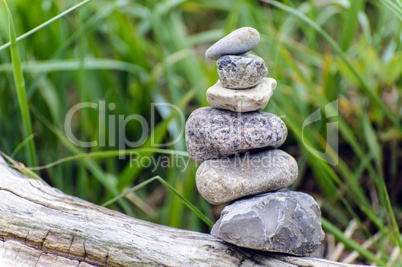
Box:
[3,0,37,168]
[377,166,402,253]
[10,133,35,157]
[339,0,365,51]
[102,175,213,227]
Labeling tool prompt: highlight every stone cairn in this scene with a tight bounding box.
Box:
[185,27,325,256]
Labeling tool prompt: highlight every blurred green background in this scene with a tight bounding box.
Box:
[0,0,401,265]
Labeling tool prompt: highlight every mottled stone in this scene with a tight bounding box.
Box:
[185,107,287,164]
[217,54,268,89]
[205,27,260,60]
[206,78,276,112]
[211,191,325,256]
[196,149,298,205]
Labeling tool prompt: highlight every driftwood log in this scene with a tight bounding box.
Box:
[0,156,368,267]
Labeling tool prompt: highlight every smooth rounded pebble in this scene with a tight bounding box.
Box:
[217,54,268,89]
[205,27,260,60]
[196,149,298,205]
[206,78,276,112]
[185,107,287,164]
[211,191,325,256]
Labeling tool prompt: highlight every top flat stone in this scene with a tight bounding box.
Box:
[205,27,260,60]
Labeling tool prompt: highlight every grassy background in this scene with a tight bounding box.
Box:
[0,0,401,265]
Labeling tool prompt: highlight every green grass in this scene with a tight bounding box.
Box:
[0,0,401,265]
[2,0,37,168]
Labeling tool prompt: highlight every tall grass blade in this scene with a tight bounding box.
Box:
[380,172,402,252]
[339,0,365,50]
[3,0,37,168]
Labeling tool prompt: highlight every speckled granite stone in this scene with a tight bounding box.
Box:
[206,78,276,112]
[217,54,268,89]
[205,27,260,60]
[196,149,298,205]
[185,107,287,164]
[211,191,325,256]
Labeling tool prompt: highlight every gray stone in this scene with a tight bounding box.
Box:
[211,191,325,256]
[217,54,268,89]
[196,149,298,205]
[185,107,287,164]
[205,27,260,60]
[206,78,276,112]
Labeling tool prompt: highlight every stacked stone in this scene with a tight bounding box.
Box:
[185,27,325,256]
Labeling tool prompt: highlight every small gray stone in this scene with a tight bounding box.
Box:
[206,78,276,112]
[196,149,298,205]
[205,27,260,60]
[211,191,325,256]
[185,107,287,164]
[217,54,268,89]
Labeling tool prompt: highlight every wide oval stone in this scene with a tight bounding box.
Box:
[205,27,260,60]
[206,78,276,112]
[196,149,298,205]
[211,191,325,256]
[217,54,268,89]
[185,107,287,164]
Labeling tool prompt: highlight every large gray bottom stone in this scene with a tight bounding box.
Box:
[211,191,325,256]
[185,107,287,164]
[206,77,276,112]
[217,54,268,89]
[196,149,298,205]
[205,27,260,60]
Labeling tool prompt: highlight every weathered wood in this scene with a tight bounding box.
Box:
[0,156,369,267]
